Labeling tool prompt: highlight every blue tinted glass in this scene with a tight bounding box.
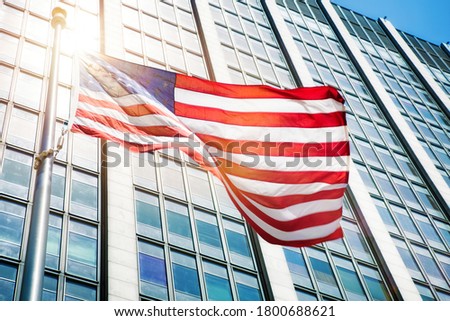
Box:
[225,229,251,257]
[64,280,97,301]
[309,257,341,298]
[67,223,97,281]
[0,200,25,259]
[46,215,62,269]
[336,266,367,300]
[136,200,161,228]
[42,274,58,301]
[283,248,312,288]
[363,275,390,301]
[236,283,261,301]
[205,273,232,301]
[167,211,191,238]
[296,289,318,301]
[0,263,17,301]
[173,264,201,298]
[197,220,221,248]
[139,253,167,286]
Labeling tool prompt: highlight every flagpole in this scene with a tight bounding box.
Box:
[20,7,66,301]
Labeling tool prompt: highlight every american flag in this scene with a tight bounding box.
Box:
[73,53,349,247]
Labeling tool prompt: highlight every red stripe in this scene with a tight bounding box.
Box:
[216,160,349,184]
[240,188,347,209]
[79,94,168,118]
[174,102,346,128]
[75,108,190,137]
[217,167,343,232]
[176,74,345,103]
[197,133,349,157]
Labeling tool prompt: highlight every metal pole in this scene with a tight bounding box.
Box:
[20,7,66,301]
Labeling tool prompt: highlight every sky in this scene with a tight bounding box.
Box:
[332,0,450,45]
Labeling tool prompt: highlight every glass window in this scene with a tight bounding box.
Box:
[0,102,5,135]
[333,256,367,300]
[296,289,318,301]
[171,251,201,300]
[64,280,97,301]
[159,2,177,24]
[70,170,98,221]
[372,170,400,203]
[413,212,445,250]
[0,65,13,99]
[359,265,391,300]
[136,191,162,241]
[167,44,186,71]
[186,166,213,209]
[393,238,425,281]
[0,32,19,64]
[412,244,448,288]
[306,248,341,298]
[203,261,232,301]
[180,29,201,53]
[0,5,23,35]
[132,152,158,190]
[223,219,253,269]
[436,253,450,281]
[415,282,436,301]
[0,148,32,199]
[72,133,98,171]
[165,200,193,250]
[122,5,140,29]
[375,147,401,175]
[14,72,43,110]
[354,164,379,196]
[45,214,62,270]
[0,199,26,259]
[414,185,442,218]
[342,220,373,263]
[6,107,38,150]
[355,139,380,168]
[186,51,207,78]
[50,164,66,210]
[373,199,399,234]
[138,241,167,300]
[67,220,98,281]
[283,248,313,289]
[393,178,422,210]
[212,177,240,217]
[435,221,450,249]
[177,8,195,31]
[195,209,223,259]
[42,274,58,301]
[233,270,262,301]
[391,205,423,242]
[162,21,181,46]
[25,14,49,45]
[123,27,142,54]
[20,41,46,75]
[142,13,160,38]
[0,262,17,301]
[160,158,186,200]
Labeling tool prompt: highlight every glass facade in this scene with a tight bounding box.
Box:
[0,0,449,301]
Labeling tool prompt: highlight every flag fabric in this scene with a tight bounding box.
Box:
[73,53,349,247]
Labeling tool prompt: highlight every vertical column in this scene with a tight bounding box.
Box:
[263,0,314,86]
[379,18,450,117]
[319,0,423,300]
[102,0,140,301]
[191,0,232,83]
[319,0,450,214]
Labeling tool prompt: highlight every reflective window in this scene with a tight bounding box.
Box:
[160,158,186,200]
[136,191,162,241]
[333,256,367,300]
[306,248,341,298]
[51,164,66,210]
[6,107,38,150]
[0,65,13,99]
[132,152,158,191]
[359,264,391,300]
[138,241,167,300]
[284,248,313,289]
[223,219,253,269]
[194,209,223,259]
[0,199,26,259]
[233,270,262,301]
[203,261,232,301]
[72,134,98,171]
[0,32,19,64]
[165,200,193,250]
[0,148,32,199]
[186,166,214,209]
[412,245,448,288]
[0,262,17,301]
[67,220,98,281]
[64,280,97,301]
[342,221,373,263]
[171,251,201,300]
[70,170,98,221]
[45,214,62,270]
[14,72,43,110]
[42,274,58,301]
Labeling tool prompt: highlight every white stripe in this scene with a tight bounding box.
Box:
[175,88,345,113]
[217,153,349,172]
[78,102,182,128]
[221,178,342,241]
[245,196,344,221]
[228,174,347,197]
[178,117,348,143]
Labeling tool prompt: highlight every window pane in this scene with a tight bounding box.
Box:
[306,248,341,298]
[70,170,98,220]
[0,262,17,301]
[393,238,425,281]
[45,214,62,270]
[233,270,262,301]
[136,191,162,240]
[342,221,373,263]
[51,164,66,210]
[195,209,223,259]
[0,32,18,64]
[359,265,391,300]
[412,244,447,288]
[334,256,367,300]
[14,72,42,110]
[0,65,13,99]
[203,261,232,301]
[166,200,193,250]
[64,280,97,301]
[42,274,58,301]
[223,219,253,269]
[132,152,158,191]
[160,159,186,200]
[72,134,98,171]
[6,107,38,150]
[171,251,201,300]
[186,166,213,209]
[67,220,98,281]
[0,149,32,199]
[283,248,313,289]
[391,205,423,242]
[138,241,167,300]
[0,200,26,259]
[20,41,46,75]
